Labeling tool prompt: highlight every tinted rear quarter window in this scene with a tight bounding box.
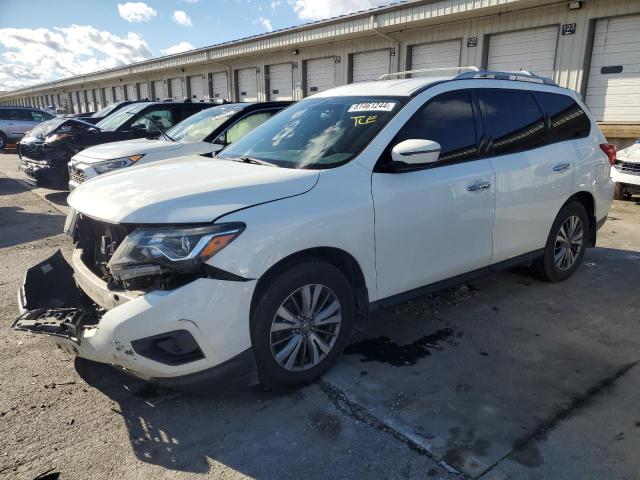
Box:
[479,90,546,156]
[536,92,591,142]
[395,90,477,164]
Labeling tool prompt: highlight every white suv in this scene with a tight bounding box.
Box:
[15,70,614,390]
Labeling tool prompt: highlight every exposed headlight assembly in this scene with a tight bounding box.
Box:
[94,155,144,174]
[107,223,244,282]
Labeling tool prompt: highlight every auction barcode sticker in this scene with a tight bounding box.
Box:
[348,102,396,113]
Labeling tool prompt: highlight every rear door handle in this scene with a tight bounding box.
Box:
[467,181,491,192]
[553,162,571,172]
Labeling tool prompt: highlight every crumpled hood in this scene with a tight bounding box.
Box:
[618,142,640,164]
[68,156,319,224]
[74,138,185,162]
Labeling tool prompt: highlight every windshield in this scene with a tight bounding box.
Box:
[92,102,122,118]
[218,96,403,169]
[95,103,148,131]
[166,105,240,143]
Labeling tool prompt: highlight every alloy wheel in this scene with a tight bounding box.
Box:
[270,284,342,372]
[554,215,584,271]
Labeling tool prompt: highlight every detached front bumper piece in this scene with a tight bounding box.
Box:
[14,250,258,392]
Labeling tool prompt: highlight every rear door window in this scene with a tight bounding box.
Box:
[535,92,591,143]
[131,108,173,132]
[392,90,478,164]
[478,90,547,156]
[216,110,277,145]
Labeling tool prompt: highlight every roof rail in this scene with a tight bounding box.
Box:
[454,69,558,86]
[378,66,480,80]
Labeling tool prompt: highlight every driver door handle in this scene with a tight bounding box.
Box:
[467,181,491,192]
[553,162,571,172]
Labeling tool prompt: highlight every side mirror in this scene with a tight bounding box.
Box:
[391,139,441,165]
[131,123,147,132]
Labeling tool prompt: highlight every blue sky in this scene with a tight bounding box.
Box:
[0,0,392,91]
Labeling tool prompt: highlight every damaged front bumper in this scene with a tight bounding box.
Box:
[14,250,258,391]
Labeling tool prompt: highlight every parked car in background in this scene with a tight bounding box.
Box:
[18,101,211,187]
[611,138,640,200]
[14,70,614,390]
[0,106,54,149]
[66,101,144,125]
[67,101,292,189]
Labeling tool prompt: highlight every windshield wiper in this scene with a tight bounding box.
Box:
[158,128,176,142]
[232,156,277,167]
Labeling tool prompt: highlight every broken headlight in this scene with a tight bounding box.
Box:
[107,223,244,282]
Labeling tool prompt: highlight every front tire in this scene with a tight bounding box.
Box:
[531,202,589,282]
[614,183,627,201]
[251,260,354,388]
[0,132,7,150]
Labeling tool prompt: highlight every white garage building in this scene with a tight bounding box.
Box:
[1,0,639,144]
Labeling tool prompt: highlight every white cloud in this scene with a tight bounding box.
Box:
[117,2,157,23]
[172,10,192,27]
[0,25,153,90]
[288,0,390,21]
[259,17,274,32]
[270,0,281,9]
[161,41,194,55]
[181,0,199,3]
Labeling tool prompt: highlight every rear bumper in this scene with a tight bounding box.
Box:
[14,250,257,392]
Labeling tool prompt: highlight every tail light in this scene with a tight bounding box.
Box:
[600,143,617,166]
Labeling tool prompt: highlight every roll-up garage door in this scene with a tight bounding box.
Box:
[268,63,293,101]
[104,87,113,105]
[169,78,184,100]
[211,72,229,100]
[113,86,123,102]
[138,82,149,101]
[82,90,95,112]
[410,39,461,76]
[72,92,81,114]
[125,84,137,101]
[152,80,165,100]
[585,15,640,123]
[93,89,101,110]
[352,49,391,83]
[188,75,205,101]
[305,57,336,95]
[237,68,258,102]
[487,26,558,79]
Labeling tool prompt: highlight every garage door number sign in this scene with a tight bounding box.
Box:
[562,23,577,35]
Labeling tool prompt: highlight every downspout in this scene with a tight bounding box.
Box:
[370,14,401,75]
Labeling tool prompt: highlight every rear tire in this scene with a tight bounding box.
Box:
[251,260,354,388]
[531,202,589,282]
[0,132,6,150]
[614,183,626,201]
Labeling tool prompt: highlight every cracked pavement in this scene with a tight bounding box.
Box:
[1,152,639,479]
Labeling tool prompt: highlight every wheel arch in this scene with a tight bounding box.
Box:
[250,247,370,324]
[564,191,596,246]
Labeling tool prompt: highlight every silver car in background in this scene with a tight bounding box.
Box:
[0,106,55,149]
